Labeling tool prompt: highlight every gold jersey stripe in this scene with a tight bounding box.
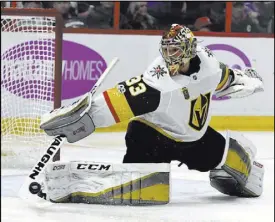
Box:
[105,87,135,123]
[216,66,229,91]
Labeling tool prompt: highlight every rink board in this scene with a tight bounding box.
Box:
[96,116,274,132]
[1,116,273,136]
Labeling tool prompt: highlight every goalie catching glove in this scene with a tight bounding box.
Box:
[40,93,95,143]
[215,67,264,99]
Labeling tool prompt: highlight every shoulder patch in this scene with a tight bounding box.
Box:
[149,65,168,79]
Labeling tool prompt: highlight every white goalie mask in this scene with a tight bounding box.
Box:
[160,24,197,76]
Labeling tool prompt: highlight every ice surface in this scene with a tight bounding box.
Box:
[1,132,274,222]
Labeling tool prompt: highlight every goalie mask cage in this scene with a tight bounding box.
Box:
[1,8,63,168]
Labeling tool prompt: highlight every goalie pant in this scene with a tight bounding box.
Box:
[124,120,225,171]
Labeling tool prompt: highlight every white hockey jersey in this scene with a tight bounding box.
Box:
[90,45,230,142]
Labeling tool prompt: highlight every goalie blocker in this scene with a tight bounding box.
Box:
[41,162,170,205]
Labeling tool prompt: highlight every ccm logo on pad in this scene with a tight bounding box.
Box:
[253,161,263,168]
[76,164,111,171]
[53,165,65,170]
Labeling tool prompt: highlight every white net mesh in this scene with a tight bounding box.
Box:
[1,14,59,169]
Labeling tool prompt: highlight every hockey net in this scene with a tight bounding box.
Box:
[1,8,63,168]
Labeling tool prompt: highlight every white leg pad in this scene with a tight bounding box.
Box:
[210,131,264,197]
[43,161,171,205]
[217,130,257,168]
[245,160,264,197]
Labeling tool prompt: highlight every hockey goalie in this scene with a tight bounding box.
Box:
[40,24,265,205]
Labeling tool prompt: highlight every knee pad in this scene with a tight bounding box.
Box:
[210,131,264,197]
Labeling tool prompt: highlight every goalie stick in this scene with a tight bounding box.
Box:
[18,57,119,206]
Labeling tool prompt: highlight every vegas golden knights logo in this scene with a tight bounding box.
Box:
[189,93,211,131]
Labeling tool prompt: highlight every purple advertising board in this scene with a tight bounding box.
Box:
[2,40,251,102]
[1,39,107,101]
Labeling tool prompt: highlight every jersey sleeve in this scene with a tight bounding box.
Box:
[89,56,181,128]
[89,75,162,127]
[101,75,161,123]
[197,46,231,92]
[215,62,230,91]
